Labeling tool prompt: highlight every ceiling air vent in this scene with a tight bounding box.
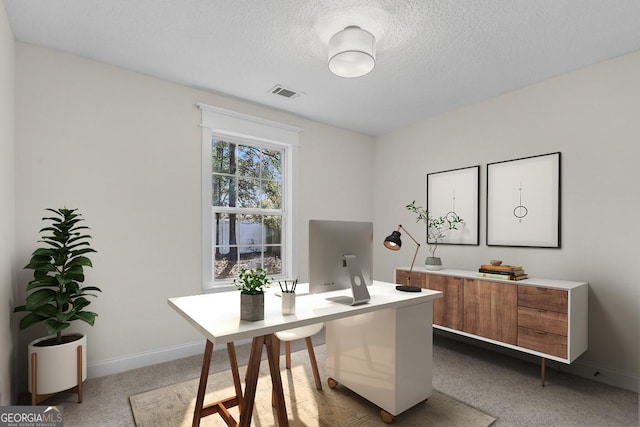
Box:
[269,85,302,100]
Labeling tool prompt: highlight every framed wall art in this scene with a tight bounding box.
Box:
[486,152,561,248]
[427,165,480,245]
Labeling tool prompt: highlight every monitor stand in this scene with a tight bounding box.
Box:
[325,254,371,306]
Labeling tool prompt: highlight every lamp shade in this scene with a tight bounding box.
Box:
[384,230,402,250]
[328,26,376,78]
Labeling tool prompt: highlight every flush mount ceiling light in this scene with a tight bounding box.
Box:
[328,25,376,78]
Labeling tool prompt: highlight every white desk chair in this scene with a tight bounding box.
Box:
[274,323,324,390]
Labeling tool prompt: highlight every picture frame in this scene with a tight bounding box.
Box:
[486,152,561,248]
[427,165,480,245]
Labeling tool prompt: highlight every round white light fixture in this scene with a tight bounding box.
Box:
[328,26,376,78]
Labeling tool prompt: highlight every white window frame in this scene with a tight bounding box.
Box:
[199,104,301,291]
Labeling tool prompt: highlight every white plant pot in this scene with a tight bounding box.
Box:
[28,334,87,395]
[425,257,443,270]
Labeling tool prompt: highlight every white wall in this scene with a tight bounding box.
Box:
[13,43,373,387]
[374,51,640,391]
[0,2,15,405]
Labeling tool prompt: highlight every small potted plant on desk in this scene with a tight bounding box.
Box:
[234,267,271,321]
[14,208,101,404]
[406,201,464,270]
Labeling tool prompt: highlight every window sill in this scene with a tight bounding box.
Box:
[203,284,237,294]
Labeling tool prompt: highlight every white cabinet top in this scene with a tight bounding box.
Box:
[398,267,588,291]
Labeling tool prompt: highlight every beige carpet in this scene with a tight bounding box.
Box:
[130,345,495,426]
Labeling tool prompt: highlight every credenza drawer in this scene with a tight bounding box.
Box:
[518,306,567,336]
[518,326,567,358]
[518,286,568,313]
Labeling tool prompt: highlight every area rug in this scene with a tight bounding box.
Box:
[130,345,495,426]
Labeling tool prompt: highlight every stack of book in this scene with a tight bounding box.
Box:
[476,264,529,281]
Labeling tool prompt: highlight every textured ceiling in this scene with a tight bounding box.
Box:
[5,0,640,136]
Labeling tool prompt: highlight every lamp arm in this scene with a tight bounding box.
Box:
[398,225,421,284]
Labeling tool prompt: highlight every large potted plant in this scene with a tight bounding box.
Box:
[233,267,270,321]
[14,208,100,404]
[406,201,464,270]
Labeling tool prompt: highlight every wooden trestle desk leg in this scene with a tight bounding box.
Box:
[191,340,243,427]
[228,342,243,413]
[241,334,289,427]
[266,334,288,426]
[192,340,213,427]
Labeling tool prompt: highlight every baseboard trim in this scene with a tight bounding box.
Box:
[87,341,203,379]
[87,338,253,380]
[567,359,639,392]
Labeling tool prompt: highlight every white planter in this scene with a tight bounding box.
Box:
[28,334,87,395]
[425,257,443,270]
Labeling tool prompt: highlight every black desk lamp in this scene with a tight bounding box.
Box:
[384,225,421,290]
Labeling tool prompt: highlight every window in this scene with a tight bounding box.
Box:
[199,104,301,289]
[212,139,284,279]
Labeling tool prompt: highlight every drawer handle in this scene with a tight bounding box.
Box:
[538,309,547,313]
[535,330,547,335]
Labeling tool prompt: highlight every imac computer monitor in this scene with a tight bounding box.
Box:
[308,220,373,305]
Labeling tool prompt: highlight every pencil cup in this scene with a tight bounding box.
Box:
[281,291,296,315]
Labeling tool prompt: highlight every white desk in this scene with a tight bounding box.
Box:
[168,281,442,426]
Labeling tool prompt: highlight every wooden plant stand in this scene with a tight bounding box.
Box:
[30,344,83,405]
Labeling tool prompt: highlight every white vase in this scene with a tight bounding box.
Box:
[281,291,296,315]
[28,333,87,395]
[425,257,443,270]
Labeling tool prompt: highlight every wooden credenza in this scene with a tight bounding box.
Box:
[396,268,588,384]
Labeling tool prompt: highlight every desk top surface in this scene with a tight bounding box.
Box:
[168,281,442,344]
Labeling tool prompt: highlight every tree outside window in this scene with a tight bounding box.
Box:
[211,138,284,281]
